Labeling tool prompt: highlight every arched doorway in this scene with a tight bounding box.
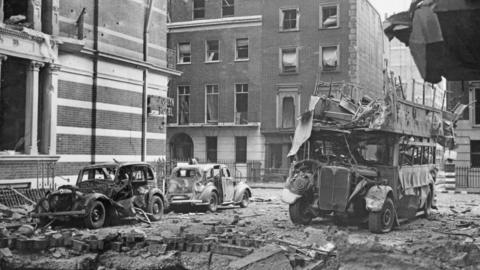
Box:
[169,133,194,161]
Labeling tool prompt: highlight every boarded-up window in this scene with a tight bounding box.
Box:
[281,48,298,73]
[322,46,338,71]
[178,86,190,124]
[222,0,234,17]
[235,137,247,163]
[235,84,248,124]
[193,0,205,19]
[206,85,219,123]
[206,40,220,62]
[321,6,338,28]
[236,38,249,60]
[282,97,295,128]
[178,43,191,64]
[206,137,217,162]
[281,9,299,30]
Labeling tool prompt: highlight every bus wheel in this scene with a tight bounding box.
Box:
[289,197,313,225]
[368,197,395,233]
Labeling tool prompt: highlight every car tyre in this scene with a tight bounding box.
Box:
[84,200,106,229]
[148,195,164,221]
[289,197,313,225]
[423,187,433,218]
[240,192,249,208]
[368,197,395,233]
[207,193,218,212]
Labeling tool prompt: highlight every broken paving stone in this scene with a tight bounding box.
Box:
[203,220,221,226]
[227,244,291,270]
[213,244,253,257]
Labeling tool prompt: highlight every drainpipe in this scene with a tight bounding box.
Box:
[91,0,99,164]
[142,0,154,161]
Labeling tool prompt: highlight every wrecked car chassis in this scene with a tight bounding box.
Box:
[283,128,436,233]
[32,163,167,229]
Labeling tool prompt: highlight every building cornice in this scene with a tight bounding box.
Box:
[167,15,262,33]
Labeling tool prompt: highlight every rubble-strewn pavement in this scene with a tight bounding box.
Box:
[1,188,480,270]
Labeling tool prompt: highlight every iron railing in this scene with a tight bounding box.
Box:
[455,165,480,189]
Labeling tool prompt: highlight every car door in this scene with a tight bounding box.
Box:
[222,166,235,202]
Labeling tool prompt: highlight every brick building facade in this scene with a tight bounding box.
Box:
[0,0,179,187]
[167,0,384,171]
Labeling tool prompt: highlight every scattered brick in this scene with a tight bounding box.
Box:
[0,247,12,258]
[213,244,254,257]
[72,239,88,252]
[110,241,123,252]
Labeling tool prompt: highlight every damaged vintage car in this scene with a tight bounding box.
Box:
[32,163,167,229]
[165,163,252,212]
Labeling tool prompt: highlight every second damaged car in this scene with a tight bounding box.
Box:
[32,163,167,229]
[165,163,252,212]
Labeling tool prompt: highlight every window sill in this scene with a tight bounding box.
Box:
[177,62,191,66]
[235,58,249,62]
[279,29,300,33]
[279,72,299,76]
[319,26,340,30]
[204,61,222,64]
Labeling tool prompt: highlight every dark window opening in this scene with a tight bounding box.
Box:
[222,0,234,17]
[193,0,205,19]
[236,38,249,60]
[235,84,248,124]
[3,0,28,26]
[282,96,295,128]
[206,84,219,123]
[206,137,217,162]
[475,89,480,125]
[206,40,219,62]
[321,6,338,28]
[282,9,298,30]
[235,136,247,163]
[471,140,480,167]
[178,86,190,125]
[0,57,27,153]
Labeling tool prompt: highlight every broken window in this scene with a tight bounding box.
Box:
[471,141,480,168]
[322,46,339,71]
[321,6,338,28]
[193,0,205,19]
[281,48,298,73]
[280,9,299,31]
[178,86,190,125]
[206,84,219,123]
[235,84,248,124]
[178,42,191,64]
[3,0,28,26]
[475,88,480,125]
[282,96,295,128]
[235,136,247,163]
[206,137,217,162]
[222,0,234,17]
[235,38,249,60]
[206,40,220,62]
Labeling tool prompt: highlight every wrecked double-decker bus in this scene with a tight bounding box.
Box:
[282,89,462,233]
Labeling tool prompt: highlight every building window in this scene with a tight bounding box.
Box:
[235,38,249,60]
[206,84,219,123]
[178,42,191,64]
[205,40,220,62]
[222,0,234,17]
[282,97,295,128]
[267,144,283,169]
[178,86,190,125]
[321,46,339,71]
[320,5,339,28]
[475,88,480,125]
[193,0,205,19]
[280,48,298,73]
[471,140,480,167]
[206,137,217,162]
[235,84,248,124]
[280,8,299,31]
[235,137,247,163]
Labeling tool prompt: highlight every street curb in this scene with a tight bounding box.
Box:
[439,190,480,195]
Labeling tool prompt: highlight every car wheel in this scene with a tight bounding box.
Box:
[148,195,164,221]
[368,197,395,233]
[289,197,313,225]
[84,200,106,229]
[240,192,249,208]
[207,193,218,212]
[423,187,433,218]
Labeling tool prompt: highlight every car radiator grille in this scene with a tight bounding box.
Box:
[48,194,74,212]
[318,166,351,212]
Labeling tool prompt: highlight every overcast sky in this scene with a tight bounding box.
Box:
[369,0,411,19]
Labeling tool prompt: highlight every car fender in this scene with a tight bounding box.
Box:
[146,188,168,209]
[281,188,302,204]
[365,185,393,212]
[233,183,251,203]
[197,185,217,202]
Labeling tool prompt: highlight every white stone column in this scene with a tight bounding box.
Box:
[41,64,60,155]
[25,61,44,155]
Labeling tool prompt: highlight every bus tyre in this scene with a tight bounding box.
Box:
[423,188,433,218]
[368,197,395,233]
[289,197,313,225]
